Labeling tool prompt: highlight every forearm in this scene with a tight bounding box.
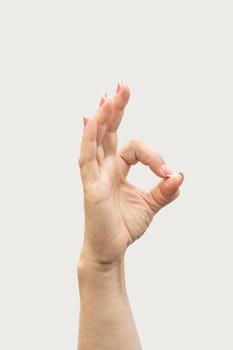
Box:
[77,251,142,350]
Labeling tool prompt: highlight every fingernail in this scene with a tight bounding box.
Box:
[99,93,108,107]
[83,116,88,127]
[115,80,123,94]
[178,172,184,182]
[161,164,173,177]
[165,172,184,182]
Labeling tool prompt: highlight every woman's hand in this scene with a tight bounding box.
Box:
[78,82,184,265]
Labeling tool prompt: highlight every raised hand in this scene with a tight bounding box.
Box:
[78,82,184,265]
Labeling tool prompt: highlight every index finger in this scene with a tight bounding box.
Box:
[119,139,172,178]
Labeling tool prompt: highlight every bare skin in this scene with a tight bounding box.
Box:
[77,82,184,350]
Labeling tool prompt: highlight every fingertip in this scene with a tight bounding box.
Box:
[115,80,130,96]
[163,172,184,189]
[115,80,123,94]
[179,171,185,184]
[100,96,112,110]
[122,83,130,95]
[114,84,130,109]
[149,172,183,211]
[121,84,130,101]
[99,93,108,108]
[161,164,173,177]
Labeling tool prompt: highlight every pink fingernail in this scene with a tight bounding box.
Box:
[99,93,107,107]
[115,80,123,94]
[83,116,88,127]
[161,164,173,177]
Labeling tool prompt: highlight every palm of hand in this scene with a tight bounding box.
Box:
[83,153,156,263]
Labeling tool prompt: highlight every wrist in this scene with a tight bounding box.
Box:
[77,249,127,299]
[78,244,125,271]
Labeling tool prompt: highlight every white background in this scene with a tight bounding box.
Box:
[0,0,233,349]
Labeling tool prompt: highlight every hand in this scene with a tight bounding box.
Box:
[78,82,184,265]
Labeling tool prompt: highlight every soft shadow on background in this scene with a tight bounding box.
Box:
[0,1,232,349]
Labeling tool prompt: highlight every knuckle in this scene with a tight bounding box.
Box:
[154,193,169,208]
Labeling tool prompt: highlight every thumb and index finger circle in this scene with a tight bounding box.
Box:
[119,139,184,210]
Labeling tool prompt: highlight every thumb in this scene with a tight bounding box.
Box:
[148,172,184,213]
